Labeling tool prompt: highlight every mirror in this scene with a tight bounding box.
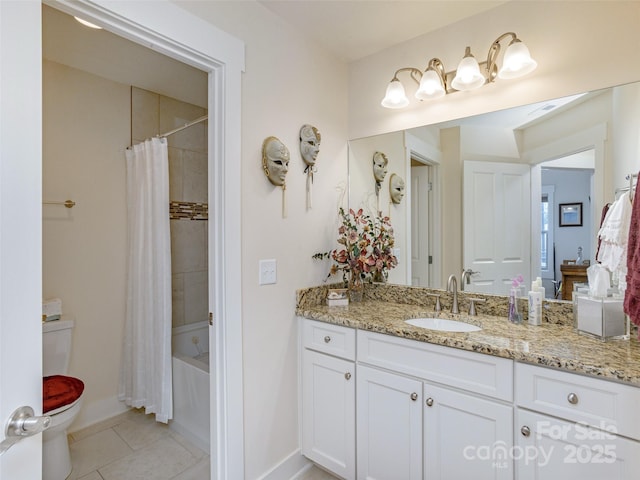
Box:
[348,81,640,298]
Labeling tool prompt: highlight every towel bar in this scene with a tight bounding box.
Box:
[43,200,75,208]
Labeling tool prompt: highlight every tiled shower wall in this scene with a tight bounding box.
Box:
[131,87,208,329]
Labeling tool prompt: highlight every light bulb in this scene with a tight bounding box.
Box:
[381,79,409,109]
[498,40,537,79]
[415,69,445,101]
[451,48,485,91]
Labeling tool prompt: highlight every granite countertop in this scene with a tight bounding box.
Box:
[297,299,640,387]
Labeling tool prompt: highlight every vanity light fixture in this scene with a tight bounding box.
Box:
[381,32,537,109]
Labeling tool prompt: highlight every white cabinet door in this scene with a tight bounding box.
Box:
[516,409,640,480]
[423,384,513,479]
[357,365,422,480]
[302,349,355,480]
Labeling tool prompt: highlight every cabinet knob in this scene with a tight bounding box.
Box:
[425,397,434,407]
[567,392,579,405]
[324,336,331,343]
[521,426,531,437]
[410,392,418,401]
[344,372,351,380]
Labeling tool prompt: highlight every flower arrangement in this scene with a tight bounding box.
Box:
[314,207,398,284]
[511,274,524,292]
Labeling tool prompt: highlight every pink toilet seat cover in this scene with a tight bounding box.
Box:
[43,375,84,414]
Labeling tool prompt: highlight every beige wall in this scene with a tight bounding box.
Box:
[173,2,349,478]
[349,1,640,139]
[43,59,130,427]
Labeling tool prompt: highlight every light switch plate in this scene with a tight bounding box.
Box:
[259,259,277,285]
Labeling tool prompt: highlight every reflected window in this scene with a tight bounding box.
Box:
[541,186,554,273]
[541,194,549,270]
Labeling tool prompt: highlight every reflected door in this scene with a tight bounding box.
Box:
[463,161,531,295]
[411,163,431,286]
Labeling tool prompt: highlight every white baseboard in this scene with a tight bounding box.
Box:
[257,449,311,480]
[70,394,129,432]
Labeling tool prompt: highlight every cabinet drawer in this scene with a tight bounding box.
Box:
[302,318,356,360]
[516,362,640,441]
[357,330,513,401]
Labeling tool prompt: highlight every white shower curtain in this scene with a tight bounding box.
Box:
[119,137,173,423]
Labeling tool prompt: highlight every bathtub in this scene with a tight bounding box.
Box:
[171,321,210,451]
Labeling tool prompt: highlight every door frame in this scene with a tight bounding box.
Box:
[45,1,245,478]
[405,132,442,289]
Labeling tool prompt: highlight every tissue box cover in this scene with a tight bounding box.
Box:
[575,294,629,340]
[327,288,348,307]
[42,298,62,317]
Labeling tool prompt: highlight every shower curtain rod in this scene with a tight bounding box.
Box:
[157,114,208,138]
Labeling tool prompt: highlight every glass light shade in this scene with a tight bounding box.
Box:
[415,69,445,100]
[381,79,410,109]
[498,41,537,79]
[451,55,485,91]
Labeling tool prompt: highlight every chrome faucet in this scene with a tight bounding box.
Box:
[460,269,476,291]
[447,274,459,314]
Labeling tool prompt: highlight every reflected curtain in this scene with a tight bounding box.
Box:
[119,137,173,423]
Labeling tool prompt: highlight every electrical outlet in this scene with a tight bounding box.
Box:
[191,336,199,345]
[259,259,277,285]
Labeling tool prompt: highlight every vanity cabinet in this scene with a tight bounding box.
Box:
[357,330,514,480]
[515,363,640,479]
[301,320,356,480]
[299,317,640,479]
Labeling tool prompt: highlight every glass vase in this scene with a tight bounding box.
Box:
[348,272,364,302]
[372,270,387,284]
[508,287,522,324]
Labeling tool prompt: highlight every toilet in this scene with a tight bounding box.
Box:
[42,319,85,480]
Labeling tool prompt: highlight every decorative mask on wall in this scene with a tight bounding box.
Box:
[389,173,406,204]
[299,124,321,209]
[262,136,290,217]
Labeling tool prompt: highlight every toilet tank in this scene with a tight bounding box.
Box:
[42,318,74,377]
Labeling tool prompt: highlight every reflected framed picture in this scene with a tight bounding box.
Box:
[559,202,583,227]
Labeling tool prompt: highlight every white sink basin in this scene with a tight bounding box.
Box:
[404,317,481,333]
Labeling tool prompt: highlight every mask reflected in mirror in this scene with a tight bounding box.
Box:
[373,151,388,195]
[389,174,405,204]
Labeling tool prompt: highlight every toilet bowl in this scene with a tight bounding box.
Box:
[42,320,85,480]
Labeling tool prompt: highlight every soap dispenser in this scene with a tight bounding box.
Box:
[528,280,542,326]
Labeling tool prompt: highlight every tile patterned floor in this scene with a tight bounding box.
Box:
[67,409,209,480]
[297,465,341,480]
[68,408,339,479]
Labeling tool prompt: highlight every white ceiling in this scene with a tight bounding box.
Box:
[257,1,510,62]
